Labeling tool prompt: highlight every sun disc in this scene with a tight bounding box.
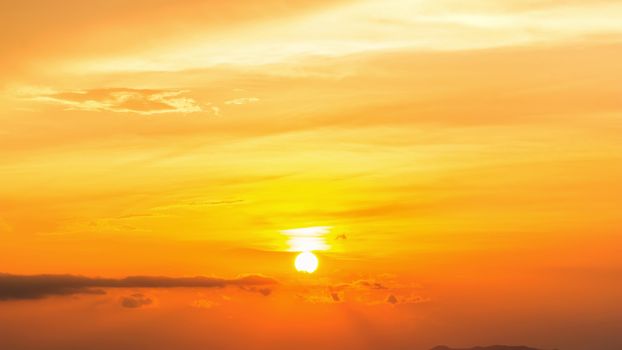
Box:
[294,251,318,273]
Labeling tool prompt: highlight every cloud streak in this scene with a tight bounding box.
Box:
[0,273,277,300]
[224,97,260,105]
[29,88,203,115]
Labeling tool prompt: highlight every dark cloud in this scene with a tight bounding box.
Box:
[120,293,153,308]
[386,293,430,306]
[330,292,341,302]
[240,286,272,296]
[0,273,277,301]
[355,280,387,290]
[386,294,398,305]
[330,279,388,292]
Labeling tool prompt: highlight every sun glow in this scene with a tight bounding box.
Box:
[283,226,331,252]
[294,251,318,273]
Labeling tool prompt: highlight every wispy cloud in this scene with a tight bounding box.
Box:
[27,88,203,115]
[224,97,260,105]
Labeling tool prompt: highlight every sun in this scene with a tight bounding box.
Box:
[294,251,318,273]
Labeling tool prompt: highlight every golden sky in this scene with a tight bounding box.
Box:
[1,1,621,349]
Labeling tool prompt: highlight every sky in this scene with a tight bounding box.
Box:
[0,1,621,349]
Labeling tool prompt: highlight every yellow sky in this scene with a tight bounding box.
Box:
[0,1,621,349]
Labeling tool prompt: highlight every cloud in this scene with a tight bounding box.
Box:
[224,97,260,105]
[0,0,345,82]
[331,279,388,292]
[120,293,153,308]
[355,280,387,290]
[387,293,430,306]
[28,88,203,115]
[427,0,622,13]
[241,286,273,296]
[0,273,277,300]
[208,103,222,116]
[321,278,429,305]
[151,199,246,212]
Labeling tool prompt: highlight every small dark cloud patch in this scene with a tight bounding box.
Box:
[331,292,341,302]
[241,286,272,296]
[386,294,430,305]
[330,279,388,292]
[0,273,277,301]
[120,293,153,308]
[356,280,387,290]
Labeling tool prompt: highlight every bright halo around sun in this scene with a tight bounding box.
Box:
[295,251,318,273]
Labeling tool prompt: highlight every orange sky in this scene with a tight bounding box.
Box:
[1,1,621,349]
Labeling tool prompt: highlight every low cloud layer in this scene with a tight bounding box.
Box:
[0,273,277,300]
